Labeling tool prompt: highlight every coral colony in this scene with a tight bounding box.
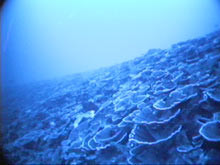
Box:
[1,31,220,164]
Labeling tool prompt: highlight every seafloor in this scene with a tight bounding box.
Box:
[1,30,220,164]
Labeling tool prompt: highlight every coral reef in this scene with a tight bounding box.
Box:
[1,30,220,164]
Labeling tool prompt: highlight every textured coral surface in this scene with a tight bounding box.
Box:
[1,31,220,164]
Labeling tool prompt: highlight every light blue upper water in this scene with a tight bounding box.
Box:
[1,0,220,87]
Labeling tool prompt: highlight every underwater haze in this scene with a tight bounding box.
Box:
[1,0,220,164]
[1,0,220,87]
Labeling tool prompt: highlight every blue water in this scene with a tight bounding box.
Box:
[1,0,220,86]
[1,0,220,164]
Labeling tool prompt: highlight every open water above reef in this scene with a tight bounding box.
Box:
[1,30,220,164]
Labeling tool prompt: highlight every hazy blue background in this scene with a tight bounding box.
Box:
[1,0,220,87]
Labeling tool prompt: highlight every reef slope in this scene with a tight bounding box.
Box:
[1,30,220,164]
